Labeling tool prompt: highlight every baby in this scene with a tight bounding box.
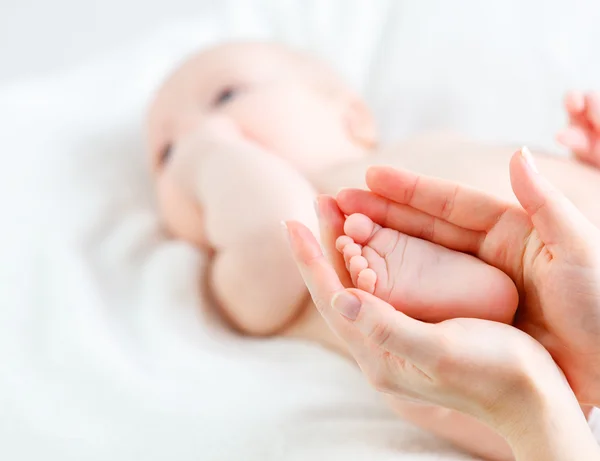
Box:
[147,41,600,460]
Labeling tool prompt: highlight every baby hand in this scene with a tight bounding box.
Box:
[186,128,317,248]
[162,117,245,202]
[155,118,249,248]
[557,91,600,167]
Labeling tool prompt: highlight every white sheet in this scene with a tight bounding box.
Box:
[1,1,600,459]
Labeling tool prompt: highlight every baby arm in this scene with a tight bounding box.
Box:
[173,129,318,335]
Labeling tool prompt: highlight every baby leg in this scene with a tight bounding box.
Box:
[336,213,518,324]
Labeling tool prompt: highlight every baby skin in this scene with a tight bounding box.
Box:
[148,41,600,461]
[557,90,600,167]
[335,213,517,323]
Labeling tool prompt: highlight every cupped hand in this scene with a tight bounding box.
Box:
[285,217,575,437]
[337,148,600,404]
[557,91,600,166]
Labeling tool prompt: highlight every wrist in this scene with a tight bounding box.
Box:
[500,382,599,460]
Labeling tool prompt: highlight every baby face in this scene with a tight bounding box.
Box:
[148,41,376,175]
[147,42,377,246]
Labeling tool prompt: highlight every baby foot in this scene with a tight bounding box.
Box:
[335,213,518,324]
[557,91,600,168]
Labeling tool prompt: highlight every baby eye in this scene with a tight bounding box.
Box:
[159,144,172,166]
[213,86,237,106]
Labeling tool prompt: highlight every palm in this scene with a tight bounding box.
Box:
[429,202,600,397]
[484,215,598,387]
[352,312,559,422]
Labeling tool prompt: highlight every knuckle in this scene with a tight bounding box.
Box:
[417,216,436,241]
[312,294,333,316]
[382,200,394,227]
[314,299,327,315]
[365,320,394,349]
[439,185,458,220]
[405,176,419,205]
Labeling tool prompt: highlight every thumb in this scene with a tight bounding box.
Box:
[509,147,593,250]
[331,288,439,365]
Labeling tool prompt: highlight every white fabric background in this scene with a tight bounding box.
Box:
[1,1,600,460]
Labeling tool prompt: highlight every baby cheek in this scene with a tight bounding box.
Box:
[235,111,316,168]
[254,104,353,169]
[156,175,207,248]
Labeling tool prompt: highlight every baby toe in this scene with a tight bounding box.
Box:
[349,255,369,286]
[336,235,354,253]
[357,268,377,294]
[343,242,362,267]
[343,213,380,245]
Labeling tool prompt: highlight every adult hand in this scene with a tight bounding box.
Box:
[285,216,578,443]
[336,148,600,405]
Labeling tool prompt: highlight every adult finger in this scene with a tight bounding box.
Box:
[316,195,353,288]
[509,147,596,250]
[364,166,511,232]
[285,220,368,351]
[337,188,484,255]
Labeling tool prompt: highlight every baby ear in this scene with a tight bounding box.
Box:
[344,98,378,150]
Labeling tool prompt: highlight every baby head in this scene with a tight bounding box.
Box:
[147,41,377,245]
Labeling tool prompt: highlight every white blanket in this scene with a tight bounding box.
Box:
[1,1,600,459]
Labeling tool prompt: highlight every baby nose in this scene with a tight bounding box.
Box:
[201,115,241,139]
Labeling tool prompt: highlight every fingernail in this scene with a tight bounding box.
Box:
[331,291,361,320]
[521,146,539,173]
